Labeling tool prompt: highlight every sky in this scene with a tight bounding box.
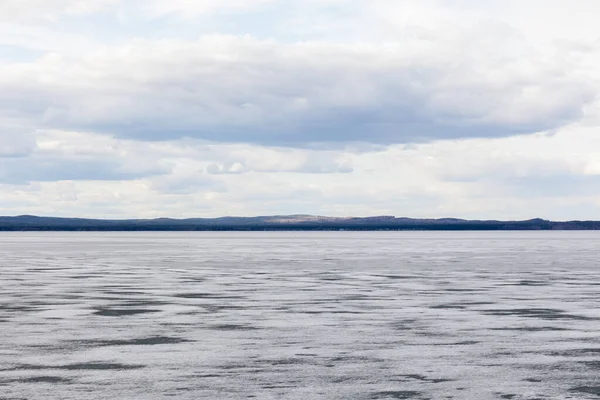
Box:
[1,0,600,220]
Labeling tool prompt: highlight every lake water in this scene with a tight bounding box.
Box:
[1,231,600,399]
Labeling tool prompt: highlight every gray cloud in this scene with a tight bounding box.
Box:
[1,31,595,148]
[0,156,167,184]
[500,174,600,198]
[0,115,37,157]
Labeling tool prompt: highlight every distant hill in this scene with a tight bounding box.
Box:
[0,215,599,231]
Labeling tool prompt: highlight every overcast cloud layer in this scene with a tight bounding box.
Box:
[1,0,600,219]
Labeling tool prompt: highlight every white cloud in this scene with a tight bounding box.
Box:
[0,0,118,22]
[145,0,277,18]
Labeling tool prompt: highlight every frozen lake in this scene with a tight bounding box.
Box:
[1,231,600,399]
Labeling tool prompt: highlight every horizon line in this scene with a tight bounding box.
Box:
[1,214,598,223]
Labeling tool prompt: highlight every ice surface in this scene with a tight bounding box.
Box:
[0,231,599,399]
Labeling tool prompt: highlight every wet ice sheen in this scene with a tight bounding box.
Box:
[1,231,600,400]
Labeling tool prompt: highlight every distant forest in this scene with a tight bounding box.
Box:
[1,215,599,231]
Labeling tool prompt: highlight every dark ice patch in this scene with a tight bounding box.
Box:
[14,376,72,384]
[11,362,145,371]
[301,310,365,315]
[81,336,191,347]
[343,294,379,301]
[390,319,418,331]
[0,304,39,313]
[570,386,600,396]
[432,341,479,346]
[181,278,205,283]
[330,354,386,363]
[186,374,220,378]
[481,308,593,321]
[370,391,422,399]
[69,275,100,279]
[264,357,312,366]
[316,274,345,281]
[261,384,297,389]
[516,280,549,286]
[100,290,146,296]
[430,304,469,310]
[116,300,169,307]
[173,293,244,299]
[524,378,543,383]
[202,304,246,313]
[209,324,259,331]
[59,362,145,370]
[490,326,569,332]
[93,308,161,316]
[548,348,600,357]
[581,361,600,370]
[431,301,496,310]
[375,275,418,280]
[399,374,453,383]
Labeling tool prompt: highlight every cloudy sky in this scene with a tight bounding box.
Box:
[1,0,600,220]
